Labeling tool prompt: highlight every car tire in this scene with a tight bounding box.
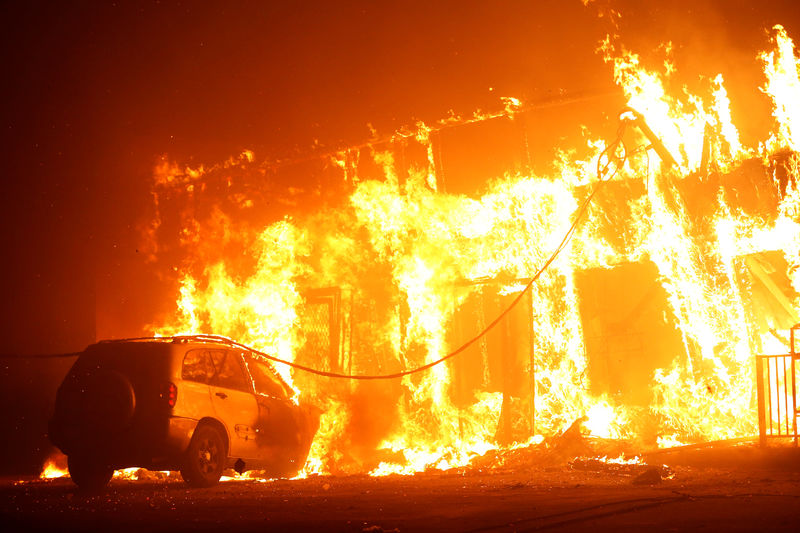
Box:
[67,454,114,492]
[180,425,226,487]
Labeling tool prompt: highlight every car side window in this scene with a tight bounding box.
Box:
[182,349,214,384]
[208,350,252,393]
[244,354,288,399]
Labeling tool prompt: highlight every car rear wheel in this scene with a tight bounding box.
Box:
[67,454,114,492]
[180,425,226,487]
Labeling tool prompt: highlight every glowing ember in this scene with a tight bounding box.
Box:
[113,468,175,481]
[577,454,644,466]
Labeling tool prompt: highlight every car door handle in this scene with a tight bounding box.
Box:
[215,392,228,399]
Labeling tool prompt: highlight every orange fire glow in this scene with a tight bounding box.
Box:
[39,453,68,480]
[142,24,800,477]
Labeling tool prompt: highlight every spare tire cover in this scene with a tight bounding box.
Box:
[81,370,136,430]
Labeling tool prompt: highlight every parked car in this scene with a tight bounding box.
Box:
[48,335,320,490]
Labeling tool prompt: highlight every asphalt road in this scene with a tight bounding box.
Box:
[3,463,800,532]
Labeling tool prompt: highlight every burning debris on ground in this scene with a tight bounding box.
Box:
[8,457,800,532]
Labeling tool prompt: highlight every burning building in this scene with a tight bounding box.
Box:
[94,24,800,476]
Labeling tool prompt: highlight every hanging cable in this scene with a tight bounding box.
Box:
[2,111,634,380]
[202,112,632,380]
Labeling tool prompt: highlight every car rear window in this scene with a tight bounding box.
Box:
[182,349,215,384]
[208,350,251,393]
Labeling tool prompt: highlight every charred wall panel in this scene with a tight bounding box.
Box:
[576,261,684,406]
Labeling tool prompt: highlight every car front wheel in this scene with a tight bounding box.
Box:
[180,425,226,487]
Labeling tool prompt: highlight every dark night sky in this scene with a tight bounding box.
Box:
[1,0,800,354]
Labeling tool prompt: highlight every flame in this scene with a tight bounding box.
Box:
[113,468,174,481]
[761,25,800,153]
[140,23,800,477]
[39,453,68,479]
[575,454,644,465]
[656,434,685,449]
[583,398,629,439]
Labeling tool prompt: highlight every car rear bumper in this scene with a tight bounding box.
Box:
[48,415,199,470]
[165,416,197,455]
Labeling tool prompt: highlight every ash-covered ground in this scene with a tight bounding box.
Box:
[4,442,800,532]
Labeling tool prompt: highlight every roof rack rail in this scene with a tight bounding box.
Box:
[94,334,292,394]
[97,336,171,343]
[97,334,235,345]
[171,334,235,345]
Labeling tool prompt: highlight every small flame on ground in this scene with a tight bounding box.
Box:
[576,454,644,465]
[113,468,174,481]
[657,434,686,449]
[39,454,68,480]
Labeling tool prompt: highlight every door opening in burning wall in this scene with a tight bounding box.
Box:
[449,279,535,445]
[576,261,684,408]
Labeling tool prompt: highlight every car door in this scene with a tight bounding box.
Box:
[175,348,216,419]
[242,354,302,449]
[207,349,260,460]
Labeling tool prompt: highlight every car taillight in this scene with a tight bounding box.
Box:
[160,382,177,408]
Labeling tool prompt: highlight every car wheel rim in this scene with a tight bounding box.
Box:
[198,437,220,476]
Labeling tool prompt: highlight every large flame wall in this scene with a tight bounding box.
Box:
[133,26,800,474]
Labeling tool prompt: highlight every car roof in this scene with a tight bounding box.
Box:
[93,334,293,392]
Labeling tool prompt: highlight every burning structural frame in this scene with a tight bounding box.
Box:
[112,25,800,474]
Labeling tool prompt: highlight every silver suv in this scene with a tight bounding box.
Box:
[48,335,320,490]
